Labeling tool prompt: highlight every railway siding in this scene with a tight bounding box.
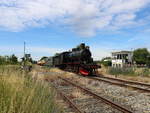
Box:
[50,77,135,113]
[90,77,150,93]
[99,75,150,87]
[64,74,150,113]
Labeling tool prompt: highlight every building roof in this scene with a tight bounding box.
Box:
[112,51,133,54]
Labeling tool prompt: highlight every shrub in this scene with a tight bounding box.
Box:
[102,61,112,67]
[140,68,150,77]
[108,67,135,76]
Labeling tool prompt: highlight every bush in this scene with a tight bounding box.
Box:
[102,61,112,67]
[108,67,135,76]
[142,68,150,77]
[0,66,62,113]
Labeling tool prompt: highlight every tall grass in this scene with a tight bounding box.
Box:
[108,67,150,77]
[136,68,150,77]
[108,67,135,76]
[0,65,62,113]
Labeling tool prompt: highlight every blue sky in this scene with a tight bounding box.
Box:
[0,0,150,60]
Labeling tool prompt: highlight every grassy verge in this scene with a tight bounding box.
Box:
[108,67,150,77]
[108,67,135,76]
[0,65,62,113]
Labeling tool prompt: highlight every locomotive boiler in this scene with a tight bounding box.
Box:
[68,44,93,63]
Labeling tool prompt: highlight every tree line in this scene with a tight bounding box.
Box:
[0,54,18,65]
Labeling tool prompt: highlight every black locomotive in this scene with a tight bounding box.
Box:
[43,43,100,76]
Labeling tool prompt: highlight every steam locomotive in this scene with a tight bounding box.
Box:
[41,43,100,76]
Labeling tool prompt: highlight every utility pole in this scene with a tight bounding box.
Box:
[24,41,26,67]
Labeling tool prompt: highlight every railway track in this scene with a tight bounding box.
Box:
[62,69,150,93]
[51,77,134,113]
[88,75,150,93]
[99,75,150,87]
[51,84,84,113]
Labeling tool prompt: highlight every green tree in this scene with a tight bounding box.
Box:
[0,55,18,65]
[146,55,150,67]
[101,57,112,67]
[5,56,9,64]
[0,56,5,65]
[10,54,18,64]
[40,56,48,61]
[133,48,149,65]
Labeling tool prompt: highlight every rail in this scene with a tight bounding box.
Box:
[59,77,134,113]
[98,75,150,87]
[90,76,150,93]
[51,83,85,113]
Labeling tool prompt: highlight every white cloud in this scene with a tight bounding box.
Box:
[0,0,149,36]
[0,45,65,60]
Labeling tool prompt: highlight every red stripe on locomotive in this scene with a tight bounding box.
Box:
[79,68,89,76]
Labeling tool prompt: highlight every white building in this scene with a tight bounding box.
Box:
[112,51,133,68]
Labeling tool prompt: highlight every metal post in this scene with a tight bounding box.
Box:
[24,42,26,67]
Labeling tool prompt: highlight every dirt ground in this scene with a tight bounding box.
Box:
[30,65,75,81]
[30,65,150,83]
